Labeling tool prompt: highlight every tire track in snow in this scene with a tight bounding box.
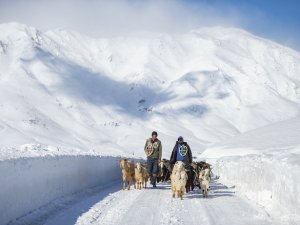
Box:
[75,187,143,225]
[184,179,273,225]
[35,179,273,225]
[159,195,183,225]
[75,180,272,225]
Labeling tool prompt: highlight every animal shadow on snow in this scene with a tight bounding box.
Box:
[147,182,171,190]
[185,179,235,199]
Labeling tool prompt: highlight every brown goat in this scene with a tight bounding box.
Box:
[119,159,135,190]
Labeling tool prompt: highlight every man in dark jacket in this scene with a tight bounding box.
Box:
[144,131,162,188]
[170,136,194,192]
[170,136,192,166]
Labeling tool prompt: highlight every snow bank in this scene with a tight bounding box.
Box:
[0,155,122,225]
[202,117,300,224]
[215,153,300,225]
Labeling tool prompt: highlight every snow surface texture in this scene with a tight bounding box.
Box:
[0,156,122,225]
[1,22,300,224]
[202,117,300,224]
[9,180,273,225]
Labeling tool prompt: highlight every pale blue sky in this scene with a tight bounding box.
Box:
[0,0,299,50]
[186,0,300,50]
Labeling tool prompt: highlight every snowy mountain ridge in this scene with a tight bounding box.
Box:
[0,22,300,159]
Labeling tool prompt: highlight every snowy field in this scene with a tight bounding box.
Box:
[0,22,300,224]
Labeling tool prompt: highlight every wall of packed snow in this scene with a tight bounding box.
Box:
[0,156,122,225]
[215,155,300,225]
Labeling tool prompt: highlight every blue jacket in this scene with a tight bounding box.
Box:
[170,141,192,165]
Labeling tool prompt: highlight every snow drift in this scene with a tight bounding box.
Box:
[202,117,300,224]
[0,156,121,225]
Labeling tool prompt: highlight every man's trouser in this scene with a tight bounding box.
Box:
[147,157,159,185]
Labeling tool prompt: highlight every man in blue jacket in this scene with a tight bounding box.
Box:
[170,136,194,192]
[170,136,192,165]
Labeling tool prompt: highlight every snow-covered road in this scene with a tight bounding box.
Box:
[12,179,273,225]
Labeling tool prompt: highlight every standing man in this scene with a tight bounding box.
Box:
[170,136,194,192]
[170,136,192,166]
[144,131,162,188]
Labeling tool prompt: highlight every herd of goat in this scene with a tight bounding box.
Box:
[119,159,212,199]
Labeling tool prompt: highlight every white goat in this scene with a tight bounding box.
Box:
[171,161,188,200]
[199,168,211,198]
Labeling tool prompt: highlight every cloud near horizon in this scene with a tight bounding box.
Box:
[0,0,299,50]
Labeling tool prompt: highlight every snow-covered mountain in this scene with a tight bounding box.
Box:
[0,22,300,159]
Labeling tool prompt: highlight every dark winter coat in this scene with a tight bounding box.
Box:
[170,141,192,165]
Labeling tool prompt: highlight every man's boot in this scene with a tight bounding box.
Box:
[150,175,154,185]
[152,175,157,188]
